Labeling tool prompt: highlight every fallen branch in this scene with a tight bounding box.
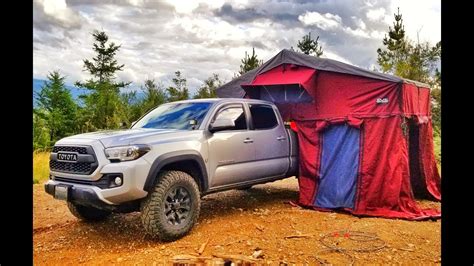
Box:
[212,253,259,262]
[224,239,243,246]
[284,234,312,239]
[398,248,415,252]
[198,239,210,255]
[172,254,214,263]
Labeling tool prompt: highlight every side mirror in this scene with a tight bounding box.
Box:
[209,118,235,133]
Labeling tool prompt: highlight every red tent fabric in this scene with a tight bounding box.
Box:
[418,121,441,200]
[402,83,431,116]
[293,71,401,119]
[243,64,317,96]
[216,49,441,220]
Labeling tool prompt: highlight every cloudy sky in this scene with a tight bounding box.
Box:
[33,0,440,95]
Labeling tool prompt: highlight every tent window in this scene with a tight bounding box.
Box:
[249,104,278,130]
[253,84,313,103]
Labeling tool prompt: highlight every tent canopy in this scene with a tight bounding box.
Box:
[217,49,430,99]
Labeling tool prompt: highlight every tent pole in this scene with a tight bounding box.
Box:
[297,84,306,99]
[262,85,276,102]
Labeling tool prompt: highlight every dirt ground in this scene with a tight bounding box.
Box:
[33,177,441,265]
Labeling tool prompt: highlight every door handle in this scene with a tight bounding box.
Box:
[276,136,286,141]
[243,138,254,143]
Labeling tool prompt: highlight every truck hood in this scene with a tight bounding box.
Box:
[61,128,184,147]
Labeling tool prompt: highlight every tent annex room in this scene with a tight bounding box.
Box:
[216,49,441,220]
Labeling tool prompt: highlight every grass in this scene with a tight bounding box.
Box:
[33,151,50,184]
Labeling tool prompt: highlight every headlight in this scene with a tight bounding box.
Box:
[105,145,151,162]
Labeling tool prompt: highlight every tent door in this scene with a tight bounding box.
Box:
[314,124,360,209]
[408,120,429,198]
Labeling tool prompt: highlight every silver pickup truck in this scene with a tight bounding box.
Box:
[44,98,298,240]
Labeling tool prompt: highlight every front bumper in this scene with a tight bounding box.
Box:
[46,156,152,205]
[44,182,105,207]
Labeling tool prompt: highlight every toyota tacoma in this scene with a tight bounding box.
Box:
[44,98,298,241]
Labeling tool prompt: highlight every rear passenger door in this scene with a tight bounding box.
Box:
[247,104,289,179]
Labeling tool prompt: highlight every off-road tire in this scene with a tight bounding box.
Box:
[140,170,201,241]
[67,202,111,222]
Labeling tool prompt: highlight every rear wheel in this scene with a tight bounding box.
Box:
[140,170,201,241]
[67,202,111,222]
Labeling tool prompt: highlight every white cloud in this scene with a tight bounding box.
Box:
[298,11,342,30]
[355,18,367,30]
[366,7,386,21]
[369,30,385,39]
[321,51,355,66]
[42,0,66,14]
[165,0,200,14]
[344,27,370,38]
[35,0,82,28]
[163,0,232,14]
[364,0,377,8]
[127,0,145,6]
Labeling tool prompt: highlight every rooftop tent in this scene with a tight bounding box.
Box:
[216,49,441,220]
[217,49,407,98]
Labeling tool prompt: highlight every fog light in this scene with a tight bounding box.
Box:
[114,177,123,186]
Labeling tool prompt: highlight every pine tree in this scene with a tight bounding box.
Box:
[194,74,221,99]
[377,8,440,82]
[239,48,263,75]
[75,30,130,131]
[34,71,78,147]
[167,71,189,102]
[141,79,167,111]
[297,32,323,57]
[377,8,408,74]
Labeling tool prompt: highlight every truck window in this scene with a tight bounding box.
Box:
[214,106,247,130]
[132,102,212,130]
[249,104,278,130]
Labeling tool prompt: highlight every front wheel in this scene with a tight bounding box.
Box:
[140,170,201,241]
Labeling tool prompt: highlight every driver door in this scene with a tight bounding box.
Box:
[207,104,256,188]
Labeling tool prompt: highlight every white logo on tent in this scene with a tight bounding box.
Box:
[376,97,389,104]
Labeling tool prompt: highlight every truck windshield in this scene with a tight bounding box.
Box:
[132,102,213,130]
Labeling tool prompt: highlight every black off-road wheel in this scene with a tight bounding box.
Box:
[140,170,201,241]
[67,202,111,222]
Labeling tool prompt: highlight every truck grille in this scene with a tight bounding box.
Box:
[52,146,88,154]
[50,161,93,174]
[50,145,98,175]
